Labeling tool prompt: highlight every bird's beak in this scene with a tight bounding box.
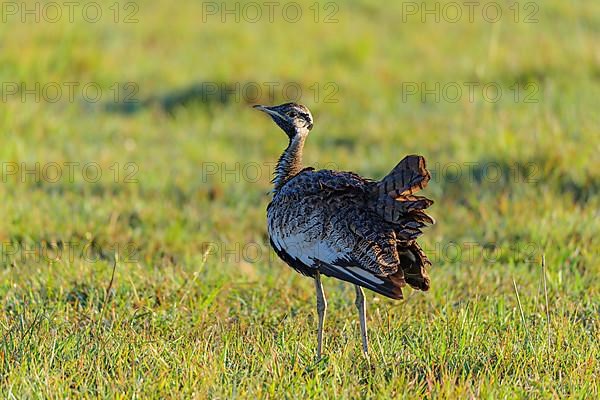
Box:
[253,104,285,120]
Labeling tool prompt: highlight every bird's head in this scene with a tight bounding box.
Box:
[253,102,313,139]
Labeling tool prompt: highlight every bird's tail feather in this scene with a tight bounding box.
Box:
[376,155,431,199]
[398,242,431,291]
[370,155,435,236]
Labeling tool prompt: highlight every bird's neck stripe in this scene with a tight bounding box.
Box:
[273,134,306,191]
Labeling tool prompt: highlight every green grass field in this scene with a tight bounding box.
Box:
[0,0,598,398]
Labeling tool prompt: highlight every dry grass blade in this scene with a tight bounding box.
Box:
[541,254,551,355]
[512,278,532,351]
[100,254,118,317]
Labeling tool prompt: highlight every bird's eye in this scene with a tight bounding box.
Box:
[288,111,298,118]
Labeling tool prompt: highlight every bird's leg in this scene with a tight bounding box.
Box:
[314,272,327,360]
[354,285,369,356]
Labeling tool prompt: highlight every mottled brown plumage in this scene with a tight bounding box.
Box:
[255,102,435,358]
[268,156,433,299]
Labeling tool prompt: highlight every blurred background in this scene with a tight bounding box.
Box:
[0,0,598,397]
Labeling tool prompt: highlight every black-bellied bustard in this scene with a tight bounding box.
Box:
[255,103,434,359]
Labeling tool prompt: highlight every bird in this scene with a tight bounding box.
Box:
[254,102,434,359]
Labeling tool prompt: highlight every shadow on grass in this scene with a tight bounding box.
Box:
[432,157,598,205]
[103,81,270,115]
[105,82,232,115]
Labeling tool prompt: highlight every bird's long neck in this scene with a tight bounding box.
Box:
[273,133,306,191]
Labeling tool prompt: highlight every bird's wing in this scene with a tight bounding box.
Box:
[270,193,407,298]
[269,168,431,299]
[312,217,431,300]
[315,206,410,299]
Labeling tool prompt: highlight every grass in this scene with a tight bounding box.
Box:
[0,0,599,398]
